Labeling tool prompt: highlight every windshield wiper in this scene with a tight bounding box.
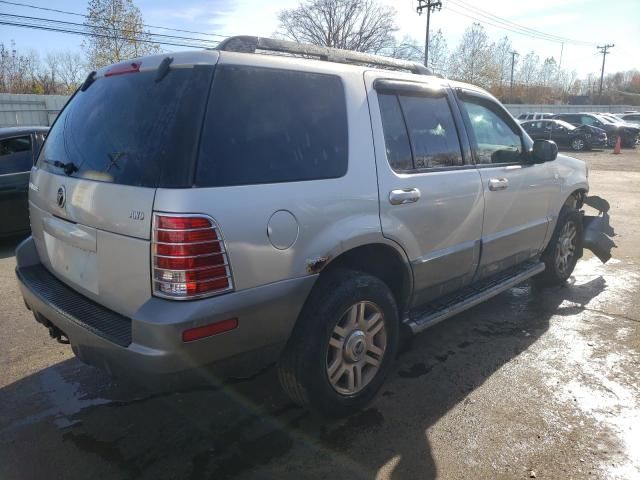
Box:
[43,160,79,176]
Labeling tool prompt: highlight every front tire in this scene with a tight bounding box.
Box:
[277,269,399,417]
[537,207,583,286]
[571,138,585,151]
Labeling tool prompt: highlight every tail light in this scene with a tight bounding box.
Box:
[152,214,233,300]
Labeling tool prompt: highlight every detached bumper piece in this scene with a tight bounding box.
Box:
[16,264,132,347]
[582,195,616,263]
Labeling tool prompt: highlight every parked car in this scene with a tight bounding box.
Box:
[517,112,554,122]
[552,113,639,147]
[614,112,640,128]
[0,126,48,238]
[521,119,607,151]
[15,36,612,416]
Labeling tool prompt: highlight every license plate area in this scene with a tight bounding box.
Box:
[43,231,99,294]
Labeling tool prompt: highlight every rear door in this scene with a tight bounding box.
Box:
[365,73,484,306]
[29,53,218,317]
[0,134,32,235]
[456,90,558,277]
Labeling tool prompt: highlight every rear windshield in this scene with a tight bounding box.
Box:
[196,65,348,187]
[37,65,214,187]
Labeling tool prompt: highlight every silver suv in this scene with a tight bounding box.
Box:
[15,36,611,416]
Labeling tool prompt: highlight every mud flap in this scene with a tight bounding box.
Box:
[582,195,616,263]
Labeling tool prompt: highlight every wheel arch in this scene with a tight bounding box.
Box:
[310,241,413,316]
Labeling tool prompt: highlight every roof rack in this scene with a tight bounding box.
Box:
[216,36,432,76]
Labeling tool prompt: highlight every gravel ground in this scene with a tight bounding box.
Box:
[1,148,638,480]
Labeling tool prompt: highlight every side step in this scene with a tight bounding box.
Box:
[408,260,545,334]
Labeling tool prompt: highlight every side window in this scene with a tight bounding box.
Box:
[378,91,464,171]
[580,115,596,126]
[197,66,348,187]
[398,95,463,169]
[378,94,413,171]
[0,135,32,175]
[461,99,523,165]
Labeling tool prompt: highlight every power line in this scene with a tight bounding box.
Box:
[0,19,222,49]
[0,0,230,38]
[448,0,595,46]
[443,1,594,47]
[0,12,219,46]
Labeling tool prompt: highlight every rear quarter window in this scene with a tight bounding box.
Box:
[196,65,348,187]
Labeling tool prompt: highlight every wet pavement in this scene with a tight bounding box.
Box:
[1,149,639,479]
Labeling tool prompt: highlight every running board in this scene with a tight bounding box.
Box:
[408,261,545,334]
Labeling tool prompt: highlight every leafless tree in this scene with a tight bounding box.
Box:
[517,51,540,89]
[83,0,159,69]
[491,36,512,92]
[0,41,38,93]
[448,23,492,87]
[55,51,86,93]
[277,0,398,54]
[384,36,423,63]
[427,29,449,75]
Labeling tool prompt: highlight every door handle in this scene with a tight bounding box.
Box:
[389,188,421,205]
[488,178,509,191]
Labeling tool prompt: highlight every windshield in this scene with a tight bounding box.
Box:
[594,115,616,124]
[37,65,214,188]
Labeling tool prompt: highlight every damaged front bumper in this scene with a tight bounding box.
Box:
[582,195,616,263]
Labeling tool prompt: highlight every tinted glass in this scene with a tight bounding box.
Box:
[378,93,413,171]
[37,66,214,187]
[462,99,523,164]
[0,135,32,174]
[398,95,463,169]
[197,66,348,187]
[580,115,597,126]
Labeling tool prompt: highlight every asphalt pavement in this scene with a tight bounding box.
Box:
[1,148,638,480]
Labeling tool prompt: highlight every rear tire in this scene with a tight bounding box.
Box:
[536,207,583,286]
[277,269,399,417]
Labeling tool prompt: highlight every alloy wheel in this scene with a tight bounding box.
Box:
[326,301,387,396]
[555,221,577,275]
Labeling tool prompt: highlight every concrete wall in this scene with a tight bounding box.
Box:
[504,104,635,116]
[0,93,69,127]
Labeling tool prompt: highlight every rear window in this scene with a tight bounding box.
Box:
[196,65,348,187]
[37,65,214,187]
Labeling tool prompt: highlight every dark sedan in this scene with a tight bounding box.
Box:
[521,119,607,151]
[552,113,639,148]
[0,126,48,237]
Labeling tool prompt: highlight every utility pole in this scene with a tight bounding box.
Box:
[597,44,614,102]
[509,50,518,103]
[417,0,442,69]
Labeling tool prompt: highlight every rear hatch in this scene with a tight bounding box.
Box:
[29,52,218,317]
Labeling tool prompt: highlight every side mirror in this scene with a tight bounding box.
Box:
[531,139,558,163]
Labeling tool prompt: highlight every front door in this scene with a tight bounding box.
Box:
[365,73,484,307]
[456,91,558,277]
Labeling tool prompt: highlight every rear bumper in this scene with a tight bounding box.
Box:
[15,236,316,386]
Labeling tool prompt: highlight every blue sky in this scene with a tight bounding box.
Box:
[1,0,638,78]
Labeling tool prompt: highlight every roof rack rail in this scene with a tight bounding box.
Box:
[216,36,432,76]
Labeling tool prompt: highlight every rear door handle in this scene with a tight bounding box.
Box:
[389,188,421,205]
[488,178,509,191]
